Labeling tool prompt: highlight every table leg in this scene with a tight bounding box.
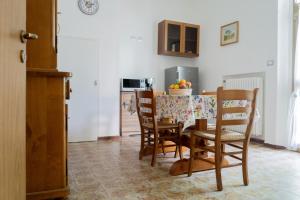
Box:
[169,157,229,176]
[196,119,207,131]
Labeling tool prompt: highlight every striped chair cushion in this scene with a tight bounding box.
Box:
[142,123,178,130]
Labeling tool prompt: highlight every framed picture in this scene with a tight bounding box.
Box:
[220,21,239,46]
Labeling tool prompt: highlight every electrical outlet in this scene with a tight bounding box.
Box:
[267,60,275,67]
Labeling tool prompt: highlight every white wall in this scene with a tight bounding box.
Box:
[191,0,293,147]
[58,0,293,146]
[58,0,199,137]
[117,0,199,88]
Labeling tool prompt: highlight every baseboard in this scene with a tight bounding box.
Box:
[250,137,264,144]
[263,143,286,149]
[97,136,121,141]
[128,133,141,137]
[27,187,69,200]
[250,138,286,149]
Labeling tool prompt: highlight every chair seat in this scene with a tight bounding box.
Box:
[182,129,214,137]
[142,122,178,130]
[182,131,192,137]
[193,129,245,141]
[207,123,216,130]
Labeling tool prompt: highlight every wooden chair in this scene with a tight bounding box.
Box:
[201,90,216,95]
[135,90,183,167]
[188,87,258,191]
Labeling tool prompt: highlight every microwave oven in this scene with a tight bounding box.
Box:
[121,78,146,91]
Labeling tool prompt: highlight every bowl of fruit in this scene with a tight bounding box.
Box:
[168,80,192,95]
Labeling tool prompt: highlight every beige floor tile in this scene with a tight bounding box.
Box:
[67,136,300,200]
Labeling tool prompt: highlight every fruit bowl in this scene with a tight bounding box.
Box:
[169,89,192,95]
[168,79,192,95]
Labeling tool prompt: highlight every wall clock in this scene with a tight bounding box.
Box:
[78,0,99,15]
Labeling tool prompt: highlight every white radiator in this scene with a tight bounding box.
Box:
[223,76,264,137]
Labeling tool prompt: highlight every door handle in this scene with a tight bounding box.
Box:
[20,30,38,43]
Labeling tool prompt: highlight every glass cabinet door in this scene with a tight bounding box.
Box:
[158,20,199,57]
[185,26,198,54]
[167,23,181,53]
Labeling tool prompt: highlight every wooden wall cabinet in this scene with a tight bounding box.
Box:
[158,20,200,58]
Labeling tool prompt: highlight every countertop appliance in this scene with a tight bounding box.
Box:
[121,78,145,91]
[121,78,155,91]
[165,66,199,95]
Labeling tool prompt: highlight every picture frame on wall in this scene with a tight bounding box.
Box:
[220,21,239,46]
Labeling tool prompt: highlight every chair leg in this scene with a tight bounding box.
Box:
[177,123,183,160]
[139,131,145,160]
[221,143,225,162]
[179,145,183,160]
[215,142,223,191]
[161,139,166,156]
[151,135,159,167]
[174,142,183,159]
[188,134,195,177]
[242,142,249,186]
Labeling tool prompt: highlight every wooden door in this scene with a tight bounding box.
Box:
[0,0,26,199]
[58,37,99,142]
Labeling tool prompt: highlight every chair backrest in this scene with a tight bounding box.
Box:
[154,91,165,96]
[135,90,158,131]
[215,87,259,141]
[201,90,217,95]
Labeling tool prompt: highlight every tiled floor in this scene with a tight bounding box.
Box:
[67,136,300,200]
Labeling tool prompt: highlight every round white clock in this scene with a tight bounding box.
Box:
[78,0,99,15]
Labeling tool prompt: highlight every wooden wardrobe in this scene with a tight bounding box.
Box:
[26,0,71,199]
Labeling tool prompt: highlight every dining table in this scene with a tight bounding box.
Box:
[156,94,218,130]
[156,94,220,176]
[129,93,248,130]
[129,94,220,129]
[129,94,252,176]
